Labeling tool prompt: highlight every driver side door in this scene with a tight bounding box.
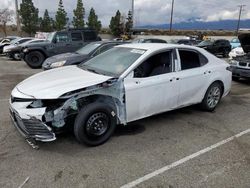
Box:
[124,50,180,123]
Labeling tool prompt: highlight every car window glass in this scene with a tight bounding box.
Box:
[134,51,173,78]
[81,47,145,77]
[84,31,96,41]
[179,50,201,70]
[93,44,116,56]
[55,33,69,43]
[71,32,82,41]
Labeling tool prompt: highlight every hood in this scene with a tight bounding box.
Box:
[238,34,250,53]
[24,41,50,48]
[3,44,21,52]
[44,53,89,65]
[15,66,112,99]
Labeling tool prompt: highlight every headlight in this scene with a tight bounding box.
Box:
[229,60,238,66]
[23,48,29,53]
[50,60,66,68]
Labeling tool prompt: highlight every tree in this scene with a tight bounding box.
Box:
[40,9,53,32]
[55,0,68,30]
[0,9,13,36]
[109,10,123,37]
[72,0,85,28]
[125,10,133,33]
[19,0,39,36]
[87,8,102,32]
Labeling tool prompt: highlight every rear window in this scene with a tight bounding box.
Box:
[179,50,207,70]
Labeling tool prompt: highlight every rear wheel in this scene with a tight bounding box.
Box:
[24,51,45,68]
[201,82,223,111]
[74,103,116,146]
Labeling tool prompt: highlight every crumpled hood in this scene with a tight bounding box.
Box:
[44,53,89,65]
[238,34,250,53]
[15,66,112,99]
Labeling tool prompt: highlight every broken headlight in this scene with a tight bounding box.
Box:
[27,99,66,109]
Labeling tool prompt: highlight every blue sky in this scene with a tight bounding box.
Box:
[3,0,250,26]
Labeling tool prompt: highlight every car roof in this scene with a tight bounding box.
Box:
[116,43,200,51]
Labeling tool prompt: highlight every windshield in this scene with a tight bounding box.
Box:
[76,43,101,55]
[47,32,55,42]
[10,38,21,44]
[198,40,213,46]
[79,47,146,77]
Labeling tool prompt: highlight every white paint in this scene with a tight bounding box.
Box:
[120,128,250,188]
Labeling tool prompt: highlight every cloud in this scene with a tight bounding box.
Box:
[2,0,250,26]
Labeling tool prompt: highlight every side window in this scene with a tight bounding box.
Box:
[84,31,97,41]
[134,51,173,78]
[55,33,69,43]
[178,50,201,70]
[71,32,83,41]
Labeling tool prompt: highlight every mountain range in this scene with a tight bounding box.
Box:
[137,19,250,30]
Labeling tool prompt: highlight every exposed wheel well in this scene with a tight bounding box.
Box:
[76,95,120,122]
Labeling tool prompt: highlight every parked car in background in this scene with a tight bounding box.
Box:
[3,38,34,60]
[230,37,241,49]
[229,33,250,81]
[21,28,101,68]
[132,38,167,43]
[176,39,201,46]
[0,36,20,54]
[42,41,127,70]
[10,43,231,146]
[229,46,245,59]
[197,39,231,57]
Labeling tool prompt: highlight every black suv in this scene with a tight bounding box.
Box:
[22,29,101,68]
[197,39,231,57]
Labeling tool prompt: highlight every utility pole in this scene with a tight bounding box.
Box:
[170,0,175,33]
[131,0,134,27]
[15,0,21,35]
[236,4,246,35]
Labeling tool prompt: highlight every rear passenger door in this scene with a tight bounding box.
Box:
[176,48,210,107]
[70,32,84,51]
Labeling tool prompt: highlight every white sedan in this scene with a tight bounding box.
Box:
[10,43,232,146]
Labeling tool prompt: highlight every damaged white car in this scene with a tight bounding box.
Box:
[10,43,232,146]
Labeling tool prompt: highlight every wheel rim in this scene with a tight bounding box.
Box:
[207,86,221,108]
[85,112,109,136]
[31,56,39,63]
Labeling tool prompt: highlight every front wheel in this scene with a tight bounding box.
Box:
[24,51,45,68]
[74,103,117,146]
[201,82,223,111]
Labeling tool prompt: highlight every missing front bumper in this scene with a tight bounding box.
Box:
[9,108,56,142]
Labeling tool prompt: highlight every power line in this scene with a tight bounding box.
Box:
[236,4,246,35]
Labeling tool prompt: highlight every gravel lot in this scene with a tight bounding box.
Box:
[0,56,250,188]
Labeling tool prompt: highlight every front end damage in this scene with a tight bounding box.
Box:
[9,78,126,143]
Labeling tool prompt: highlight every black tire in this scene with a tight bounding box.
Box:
[201,82,223,111]
[74,103,117,146]
[232,76,240,81]
[222,50,229,58]
[24,51,45,68]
